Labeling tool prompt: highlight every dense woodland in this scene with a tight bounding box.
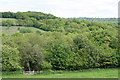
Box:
[1,11,119,71]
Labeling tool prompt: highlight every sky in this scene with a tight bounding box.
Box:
[0,0,119,18]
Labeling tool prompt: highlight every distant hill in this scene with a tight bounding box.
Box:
[1,11,58,20]
[68,17,118,25]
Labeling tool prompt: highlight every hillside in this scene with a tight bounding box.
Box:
[2,26,44,34]
[1,11,119,72]
[1,11,57,19]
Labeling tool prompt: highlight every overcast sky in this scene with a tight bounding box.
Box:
[0,0,119,18]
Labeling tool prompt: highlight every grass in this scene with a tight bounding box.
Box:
[0,18,45,34]
[0,18,17,23]
[2,26,45,34]
[0,18,16,21]
[2,68,118,78]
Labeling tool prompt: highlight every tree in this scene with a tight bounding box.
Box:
[2,45,21,71]
[2,20,13,27]
[72,34,99,68]
[2,12,14,18]
[44,32,74,70]
[13,33,45,71]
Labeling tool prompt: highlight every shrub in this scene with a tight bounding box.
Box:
[17,27,20,30]
[19,28,33,33]
[41,62,52,70]
[36,30,42,35]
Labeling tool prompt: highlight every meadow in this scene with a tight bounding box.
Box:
[2,68,118,78]
[2,26,44,34]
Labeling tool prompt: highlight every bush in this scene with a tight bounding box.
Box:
[41,62,52,70]
[17,27,20,30]
[36,30,42,35]
[19,28,33,33]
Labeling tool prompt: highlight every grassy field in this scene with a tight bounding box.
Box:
[0,18,17,23]
[0,17,45,34]
[2,68,118,78]
[0,18,16,21]
[2,26,45,34]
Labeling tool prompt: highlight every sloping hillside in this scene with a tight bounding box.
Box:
[2,26,45,34]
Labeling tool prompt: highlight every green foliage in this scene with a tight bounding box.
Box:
[19,28,33,33]
[1,11,119,71]
[2,11,57,20]
[2,12,14,18]
[43,32,74,70]
[2,20,13,27]
[12,34,46,71]
[17,27,20,30]
[41,62,52,70]
[2,45,22,71]
[97,45,118,68]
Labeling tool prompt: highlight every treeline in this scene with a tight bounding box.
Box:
[1,12,119,71]
[1,12,57,27]
[70,17,118,25]
[2,31,119,71]
[1,11,57,20]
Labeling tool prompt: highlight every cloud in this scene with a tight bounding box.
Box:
[0,0,119,18]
